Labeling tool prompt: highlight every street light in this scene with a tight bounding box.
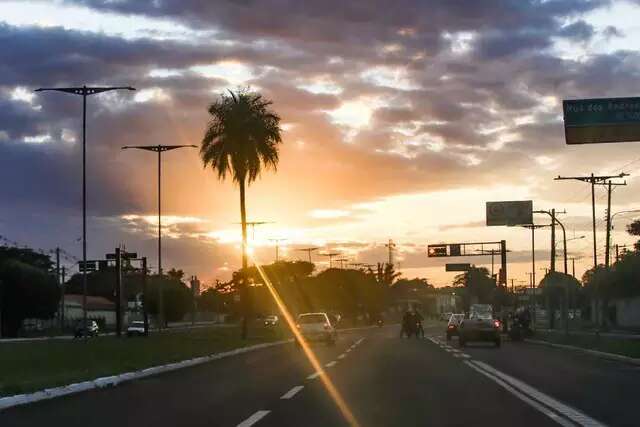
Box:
[35,85,135,332]
[121,144,197,328]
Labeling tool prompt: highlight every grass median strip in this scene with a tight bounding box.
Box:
[0,325,284,398]
[533,330,640,359]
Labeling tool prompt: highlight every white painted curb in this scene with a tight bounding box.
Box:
[0,340,290,411]
[526,338,640,366]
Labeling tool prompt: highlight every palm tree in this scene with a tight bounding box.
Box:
[200,89,282,338]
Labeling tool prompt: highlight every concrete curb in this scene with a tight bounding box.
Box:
[525,338,640,366]
[0,340,290,411]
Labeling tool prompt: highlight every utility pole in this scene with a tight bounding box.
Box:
[571,258,576,277]
[60,266,66,332]
[385,239,396,266]
[320,252,340,268]
[55,248,61,331]
[122,144,197,329]
[335,258,349,269]
[269,238,286,262]
[115,247,122,337]
[296,247,319,263]
[533,210,566,273]
[36,85,135,337]
[599,180,627,268]
[235,221,274,240]
[142,257,149,335]
[555,173,628,268]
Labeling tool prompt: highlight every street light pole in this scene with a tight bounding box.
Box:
[36,86,135,333]
[122,144,196,328]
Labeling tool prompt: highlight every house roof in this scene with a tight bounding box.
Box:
[64,294,115,311]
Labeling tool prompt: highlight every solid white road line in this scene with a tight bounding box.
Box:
[467,361,607,427]
[280,385,304,399]
[325,361,337,368]
[464,362,574,427]
[237,410,271,427]
[337,354,346,359]
[307,372,320,380]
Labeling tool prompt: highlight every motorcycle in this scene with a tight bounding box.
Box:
[376,319,384,327]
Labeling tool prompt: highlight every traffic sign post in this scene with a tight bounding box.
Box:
[563,97,640,144]
[427,240,508,286]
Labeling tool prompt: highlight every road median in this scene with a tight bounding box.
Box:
[527,329,640,365]
[0,325,285,401]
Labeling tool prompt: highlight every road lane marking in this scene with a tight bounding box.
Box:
[356,337,365,345]
[325,361,337,368]
[307,372,320,380]
[464,362,573,427]
[280,385,304,399]
[338,354,346,359]
[345,348,352,353]
[467,361,607,427]
[237,410,271,427]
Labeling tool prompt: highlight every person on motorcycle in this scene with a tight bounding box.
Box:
[400,310,412,338]
[414,310,424,338]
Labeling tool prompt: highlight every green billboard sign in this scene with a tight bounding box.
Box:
[563,97,640,144]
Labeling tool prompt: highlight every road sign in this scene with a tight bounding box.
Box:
[78,261,96,272]
[445,263,471,272]
[563,97,640,144]
[427,245,448,257]
[486,201,532,226]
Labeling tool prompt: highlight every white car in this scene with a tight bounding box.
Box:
[296,312,337,346]
[126,321,148,337]
[264,315,279,327]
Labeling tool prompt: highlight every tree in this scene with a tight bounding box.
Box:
[453,267,496,309]
[200,89,283,339]
[0,259,59,337]
[145,275,191,323]
[540,271,581,329]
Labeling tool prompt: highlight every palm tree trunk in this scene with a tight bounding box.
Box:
[239,177,249,339]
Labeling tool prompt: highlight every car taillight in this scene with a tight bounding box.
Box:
[323,323,330,329]
[448,325,454,329]
[494,320,500,328]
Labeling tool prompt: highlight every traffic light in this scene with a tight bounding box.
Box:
[427,245,448,257]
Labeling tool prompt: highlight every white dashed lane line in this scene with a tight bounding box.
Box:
[337,354,346,359]
[280,385,304,400]
[236,410,271,427]
[325,361,337,368]
[307,372,320,380]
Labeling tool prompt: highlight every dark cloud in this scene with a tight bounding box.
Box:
[558,20,595,41]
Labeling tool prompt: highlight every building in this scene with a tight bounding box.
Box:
[62,294,117,326]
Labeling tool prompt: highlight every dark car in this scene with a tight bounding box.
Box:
[446,313,465,341]
[74,320,99,338]
[458,311,501,348]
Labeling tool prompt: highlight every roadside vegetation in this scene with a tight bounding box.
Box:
[0,324,283,397]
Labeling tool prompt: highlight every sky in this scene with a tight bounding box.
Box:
[3,0,640,287]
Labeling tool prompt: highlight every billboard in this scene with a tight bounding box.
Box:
[486,201,532,226]
[563,97,640,144]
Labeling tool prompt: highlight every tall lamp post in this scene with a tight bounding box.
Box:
[35,86,135,332]
[122,144,196,328]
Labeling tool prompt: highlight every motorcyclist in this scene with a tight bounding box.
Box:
[414,310,425,338]
[400,310,412,337]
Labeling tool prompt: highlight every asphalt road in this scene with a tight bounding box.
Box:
[2,322,637,426]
